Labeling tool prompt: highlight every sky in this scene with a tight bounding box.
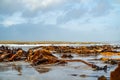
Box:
[0,0,120,42]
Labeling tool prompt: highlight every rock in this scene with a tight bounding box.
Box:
[110,63,120,80]
[98,75,107,80]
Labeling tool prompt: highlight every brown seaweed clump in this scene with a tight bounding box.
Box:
[61,54,73,58]
[9,49,23,61]
[28,49,59,65]
[98,75,107,80]
[110,63,120,80]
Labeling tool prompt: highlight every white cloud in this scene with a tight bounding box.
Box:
[0,0,118,28]
[21,0,64,11]
[59,7,119,32]
[1,12,27,27]
[31,10,62,25]
[59,19,102,31]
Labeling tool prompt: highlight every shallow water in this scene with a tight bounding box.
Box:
[0,44,119,80]
[0,61,40,80]
[0,55,117,80]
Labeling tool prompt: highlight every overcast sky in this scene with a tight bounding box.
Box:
[0,0,120,42]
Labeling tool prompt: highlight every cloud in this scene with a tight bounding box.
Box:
[21,0,65,11]
[0,12,27,27]
[0,0,65,16]
[90,0,113,17]
[56,0,113,25]
[0,0,24,15]
[0,0,117,28]
[58,2,120,32]
[0,0,120,41]
[31,10,63,25]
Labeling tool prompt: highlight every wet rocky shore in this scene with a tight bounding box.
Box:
[0,44,120,80]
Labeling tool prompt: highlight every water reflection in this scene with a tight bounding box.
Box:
[12,64,22,75]
[0,65,9,72]
[0,59,117,80]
